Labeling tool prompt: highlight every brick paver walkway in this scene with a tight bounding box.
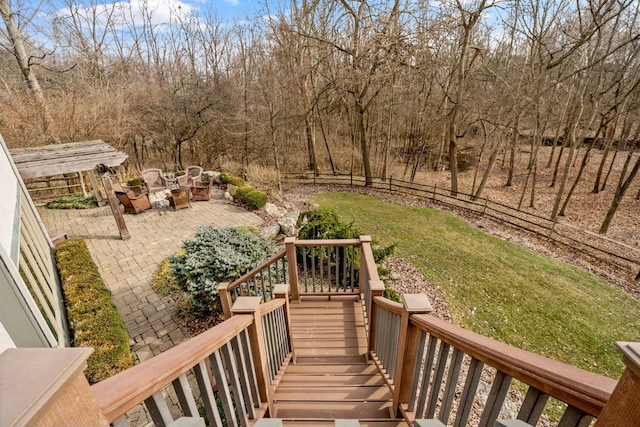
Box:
[39,189,262,361]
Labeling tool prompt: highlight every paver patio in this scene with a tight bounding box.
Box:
[39,189,263,363]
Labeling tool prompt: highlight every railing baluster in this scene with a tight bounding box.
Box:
[172,373,199,417]
[518,386,549,424]
[260,270,266,299]
[231,334,257,418]
[221,342,249,427]
[194,360,224,427]
[558,406,593,427]
[145,391,173,427]
[240,329,261,407]
[426,342,450,418]
[478,371,512,427]
[453,357,484,426]
[210,350,240,427]
[350,245,356,290]
[408,330,427,412]
[416,335,438,418]
[390,312,400,380]
[262,314,274,380]
[302,247,308,292]
[439,348,464,423]
[311,247,316,292]
[319,248,324,292]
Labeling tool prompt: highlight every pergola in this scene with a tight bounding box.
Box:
[9,140,128,180]
[10,140,131,240]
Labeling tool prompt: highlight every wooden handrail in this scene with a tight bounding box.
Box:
[293,238,362,247]
[226,249,286,292]
[259,298,286,316]
[410,313,617,417]
[373,295,404,315]
[91,314,253,422]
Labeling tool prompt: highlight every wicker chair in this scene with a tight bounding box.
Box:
[191,181,212,201]
[115,190,151,214]
[141,168,169,192]
[177,166,203,188]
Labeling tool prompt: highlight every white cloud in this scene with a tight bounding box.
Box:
[53,0,197,30]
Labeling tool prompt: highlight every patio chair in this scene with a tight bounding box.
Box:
[115,190,151,214]
[177,166,203,188]
[191,180,212,201]
[141,168,169,192]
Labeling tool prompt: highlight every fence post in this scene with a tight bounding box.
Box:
[274,284,296,363]
[232,297,274,416]
[350,172,353,186]
[483,197,488,215]
[284,237,300,302]
[392,294,433,416]
[219,282,233,318]
[389,176,393,192]
[432,183,437,200]
[594,342,640,426]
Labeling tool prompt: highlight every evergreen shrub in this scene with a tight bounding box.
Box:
[244,190,268,210]
[170,226,278,314]
[220,172,245,187]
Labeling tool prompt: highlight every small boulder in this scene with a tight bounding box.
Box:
[260,224,280,240]
[223,191,233,202]
[227,184,238,196]
[278,216,297,237]
[264,202,279,216]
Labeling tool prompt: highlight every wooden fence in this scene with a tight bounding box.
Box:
[285,172,640,278]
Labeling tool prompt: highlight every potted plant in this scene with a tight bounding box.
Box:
[126,178,144,195]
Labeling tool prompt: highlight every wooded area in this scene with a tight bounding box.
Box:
[0,0,639,235]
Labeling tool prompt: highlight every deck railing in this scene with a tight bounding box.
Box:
[91,286,295,427]
[83,237,640,426]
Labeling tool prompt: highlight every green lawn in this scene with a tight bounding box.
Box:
[309,192,640,378]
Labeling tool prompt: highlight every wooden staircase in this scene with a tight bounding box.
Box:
[273,298,408,426]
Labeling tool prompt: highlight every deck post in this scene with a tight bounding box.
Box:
[392,294,433,417]
[274,284,296,363]
[367,280,386,355]
[219,282,233,318]
[284,237,300,302]
[594,342,640,426]
[232,297,274,416]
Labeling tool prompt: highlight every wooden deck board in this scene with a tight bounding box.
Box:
[275,300,396,422]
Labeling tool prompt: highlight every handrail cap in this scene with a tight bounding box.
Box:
[273,284,290,296]
[401,294,433,313]
[617,342,640,377]
[231,296,263,313]
[369,280,385,291]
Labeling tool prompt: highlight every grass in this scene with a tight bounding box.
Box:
[310,192,640,379]
[45,193,98,209]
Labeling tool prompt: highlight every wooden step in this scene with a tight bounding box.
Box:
[284,364,377,375]
[274,401,392,419]
[275,385,392,401]
[278,374,385,386]
[294,356,368,364]
[281,421,408,426]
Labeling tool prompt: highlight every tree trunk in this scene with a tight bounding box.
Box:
[599,150,640,234]
[0,0,53,137]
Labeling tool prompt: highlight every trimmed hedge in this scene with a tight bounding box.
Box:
[220,172,245,187]
[55,238,133,384]
[234,186,268,210]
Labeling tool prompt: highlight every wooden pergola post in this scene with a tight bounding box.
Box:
[101,174,130,241]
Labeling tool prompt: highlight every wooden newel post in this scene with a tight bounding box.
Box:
[367,280,386,354]
[393,294,433,417]
[274,284,296,363]
[594,342,640,426]
[101,174,130,240]
[284,237,300,302]
[219,282,233,319]
[232,297,274,416]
